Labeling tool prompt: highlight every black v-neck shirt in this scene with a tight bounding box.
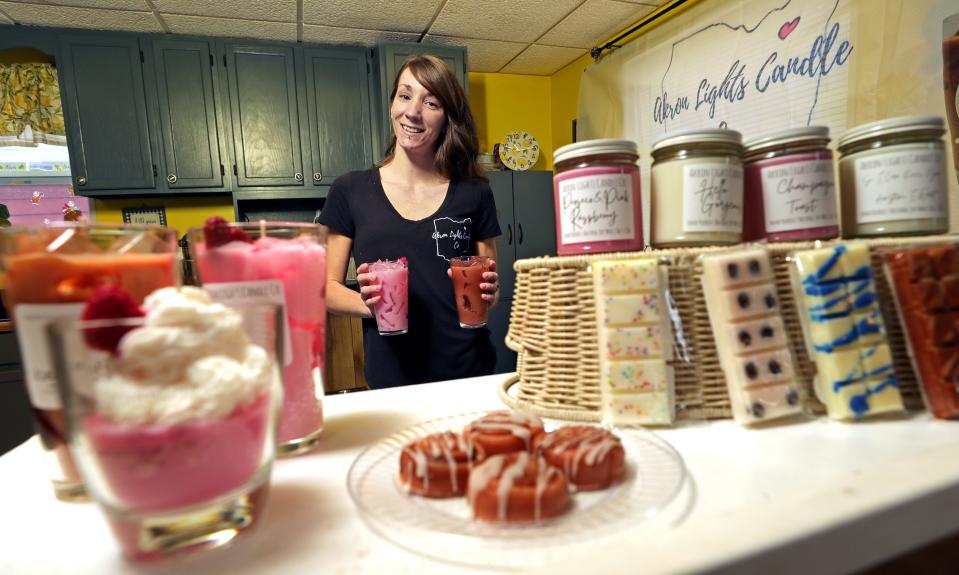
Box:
[319,169,501,388]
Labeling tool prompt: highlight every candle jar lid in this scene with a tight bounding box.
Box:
[651,128,742,154]
[553,139,638,165]
[837,115,944,149]
[743,126,831,154]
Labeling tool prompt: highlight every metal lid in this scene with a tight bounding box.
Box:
[553,139,638,164]
[743,126,830,152]
[651,128,742,153]
[837,115,944,148]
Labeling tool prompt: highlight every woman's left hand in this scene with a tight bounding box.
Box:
[480,259,499,303]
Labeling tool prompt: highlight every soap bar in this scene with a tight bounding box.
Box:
[593,259,675,426]
[794,243,904,419]
[702,249,803,425]
[884,245,959,419]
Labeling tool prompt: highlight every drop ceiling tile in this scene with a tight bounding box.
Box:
[614,0,662,4]
[302,24,419,46]
[423,35,526,73]
[42,0,150,9]
[0,10,12,24]
[430,0,581,43]
[539,0,655,49]
[164,14,296,41]
[303,0,442,33]
[500,44,584,75]
[0,1,161,31]
[152,0,295,23]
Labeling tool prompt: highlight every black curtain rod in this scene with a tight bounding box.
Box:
[590,0,690,60]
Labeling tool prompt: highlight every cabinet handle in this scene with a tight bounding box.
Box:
[294,172,304,182]
[167,174,177,184]
[507,223,513,245]
[518,222,524,245]
[76,176,87,186]
[313,171,322,182]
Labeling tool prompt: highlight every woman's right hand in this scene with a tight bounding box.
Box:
[356,262,380,316]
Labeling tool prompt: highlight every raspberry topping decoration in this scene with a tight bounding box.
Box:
[203,215,252,248]
[81,285,145,355]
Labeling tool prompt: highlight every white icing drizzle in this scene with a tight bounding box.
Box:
[534,457,560,521]
[401,432,475,494]
[539,427,621,484]
[496,452,530,521]
[467,411,544,451]
[468,455,505,511]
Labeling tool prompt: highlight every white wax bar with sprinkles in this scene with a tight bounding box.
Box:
[593,259,675,426]
[702,248,803,425]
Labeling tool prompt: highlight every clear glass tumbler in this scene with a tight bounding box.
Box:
[369,258,409,336]
[450,256,491,328]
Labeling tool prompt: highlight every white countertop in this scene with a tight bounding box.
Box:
[1,374,958,574]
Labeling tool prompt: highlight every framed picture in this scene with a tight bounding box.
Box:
[122,206,167,226]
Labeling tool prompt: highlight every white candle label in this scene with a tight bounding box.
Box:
[682,164,743,232]
[203,280,293,366]
[760,159,837,232]
[854,149,947,224]
[13,303,85,410]
[557,173,637,244]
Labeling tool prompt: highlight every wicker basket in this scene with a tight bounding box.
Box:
[498,236,957,422]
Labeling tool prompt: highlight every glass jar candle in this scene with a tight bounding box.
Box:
[552,139,644,255]
[837,115,949,237]
[650,129,744,247]
[743,126,839,242]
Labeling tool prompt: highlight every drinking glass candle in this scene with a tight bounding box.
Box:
[837,116,949,237]
[0,224,179,502]
[190,221,327,456]
[369,258,409,336]
[650,129,744,247]
[450,255,491,328]
[743,126,839,242]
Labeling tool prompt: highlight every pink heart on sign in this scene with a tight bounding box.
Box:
[779,16,800,40]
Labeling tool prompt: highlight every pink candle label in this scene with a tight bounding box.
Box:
[556,172,637,244]
[13,303,86,410]
[759,158,837,232]
[682,164,743,232]
[854,149,947,223]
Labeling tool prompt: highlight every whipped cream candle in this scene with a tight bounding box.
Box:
[650,129,744,247]
[743,127,839,242]
[838,116,949,237]
[552,139,644,255]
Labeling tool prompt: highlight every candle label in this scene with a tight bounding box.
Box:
[13,303,86,410]
[557,173,637,244]
[760,158,837,232]
[854,149,947,224]
[203,280,293,366]
[682,164,743,232]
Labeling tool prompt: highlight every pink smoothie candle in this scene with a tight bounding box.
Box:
[369,259,408,336]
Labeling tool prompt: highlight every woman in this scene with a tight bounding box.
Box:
[320,55,500,389]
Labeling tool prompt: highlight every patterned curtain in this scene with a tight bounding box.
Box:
[0,63,66,147]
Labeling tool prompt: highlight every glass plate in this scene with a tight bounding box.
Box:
[347,411,687,569]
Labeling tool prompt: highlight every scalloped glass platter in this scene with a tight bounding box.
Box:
[346,411,687,569]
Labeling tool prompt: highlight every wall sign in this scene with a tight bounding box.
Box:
[122,206,167,226]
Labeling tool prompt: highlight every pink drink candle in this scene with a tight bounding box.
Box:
[743,127,839,242]
[553,140,644,255]
[369,259,408,336]
[191,223,327,454]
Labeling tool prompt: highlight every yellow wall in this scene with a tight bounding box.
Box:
[468,72,553,170]
[93,196,235,235]
[550,53,591,157]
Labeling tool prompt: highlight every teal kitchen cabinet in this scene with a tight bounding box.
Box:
[223,42,305,188]
[58,35,157,191]
[371,42,467,161]
[487,170,556,374]
[146,38,229,190]
[301,47,374,187]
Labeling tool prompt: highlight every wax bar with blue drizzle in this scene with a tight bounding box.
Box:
[884,245,959,419]
[793,243,904,419]
[702,248,802,425]
[593,259,675,426]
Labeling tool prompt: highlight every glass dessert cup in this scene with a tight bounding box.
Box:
[369,258,409,336]
[450,256,491,329]
[46,304,283,561]
[0,223,179,502]
[188,222,327,456]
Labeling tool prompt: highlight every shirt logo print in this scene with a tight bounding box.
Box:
[432,217,472,261]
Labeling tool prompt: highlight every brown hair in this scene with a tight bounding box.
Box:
[381,55,486,182]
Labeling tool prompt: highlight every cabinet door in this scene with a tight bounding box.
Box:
[58,35,156,191]
[302,47,373,187]
[488,171,515,301]
[150,39,224,189]
[372,42,467,160]
[225,43,304,187]
[488,297,517,374]
[513,171,556,261]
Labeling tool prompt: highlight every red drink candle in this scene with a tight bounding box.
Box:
[450,256,490,328]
